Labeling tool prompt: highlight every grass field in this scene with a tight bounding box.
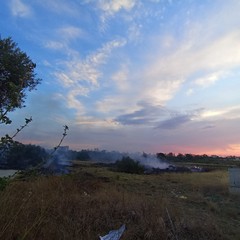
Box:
[0,161,239,240]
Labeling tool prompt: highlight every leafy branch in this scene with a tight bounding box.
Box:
[0,108,12,125]
[0,117,32,158]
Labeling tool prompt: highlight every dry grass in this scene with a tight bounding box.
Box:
[0,164,239,240]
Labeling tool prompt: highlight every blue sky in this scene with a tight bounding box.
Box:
[1,0,240,155]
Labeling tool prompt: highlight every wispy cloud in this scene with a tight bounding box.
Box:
[194,71,226,88]
[55,38,126,87]
[138,29,240,106]
[111,64,129,91]
[57,26,85,41]
[96,0,137,32]
[65,90,86,113]
[44,41,65,50]
[44,25,85,52]
[10,0,32,17]
[36,0,78,16]
[52,38,127,122]
[200,106,240,120]
[99,0,136,14]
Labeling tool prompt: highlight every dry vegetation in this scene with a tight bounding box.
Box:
[0,162,240,240]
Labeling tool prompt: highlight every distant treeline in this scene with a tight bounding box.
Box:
[0,142,48,169]
[1,142,240,170]
[156,152,240,162]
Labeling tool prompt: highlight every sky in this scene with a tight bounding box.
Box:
[1,0,240,156]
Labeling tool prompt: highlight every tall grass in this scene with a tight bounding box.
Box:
[0,168,237,239]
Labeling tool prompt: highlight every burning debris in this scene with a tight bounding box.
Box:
[89,151,208,174]
[117,153,207,174]
[132,152,170,169]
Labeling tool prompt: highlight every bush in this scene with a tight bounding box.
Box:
[115,156,144,174]
[0,177,9,191]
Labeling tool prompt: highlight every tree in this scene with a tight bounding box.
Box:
[0,142,48,169]
[0,37,41,124]
[157,152,166,159]
[0,37,41,159]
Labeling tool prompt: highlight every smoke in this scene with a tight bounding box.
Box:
[42,147,170,175]
[44,146,71,174]
[88,150,170,169]
[128,153,170,169]
[89,150,122,163]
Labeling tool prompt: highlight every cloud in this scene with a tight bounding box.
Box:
[57,26,85,41]
[51,38,127,122]
[114,102,201,130]
[127,23,142,42]
[200,106,240,120]
[65,90,86,113]
[186,88,194,96]
[43,1,240,137]
[156,114,192,130]
[36,0,78,16]
[99,0,136,14]
[44,25,85,52]
[137,29,240,106]
[10,0,32,17]
[111,65,129,91]
[55,38,126,87]
[194,71,227,88]
[114,102,166,126]
[44,41,65,50]
[202,125,215,130]
[97,0,137,32]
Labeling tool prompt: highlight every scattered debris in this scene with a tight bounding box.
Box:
[100,224,126,240]
[171,190,187,199]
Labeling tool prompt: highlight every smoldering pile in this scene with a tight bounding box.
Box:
[91,151,208,174]
[128,153,207,174]
[40,146,72,175]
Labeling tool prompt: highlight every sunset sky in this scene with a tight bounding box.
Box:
[1,0,240,156]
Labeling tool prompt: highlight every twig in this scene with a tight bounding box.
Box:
[29,125,69,170]
[11,117,32,139]
[0,109,11,125]
[0,117,32,157]
[49,125,69,157]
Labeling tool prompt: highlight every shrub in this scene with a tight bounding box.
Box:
[115,156,144,174]
[0,177,9,191]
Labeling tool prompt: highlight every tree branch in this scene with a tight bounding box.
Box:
[49,125,69,157]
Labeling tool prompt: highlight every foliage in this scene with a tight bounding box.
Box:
[0,37,69,172]
[0,177,9,191]
[72,150,90,161]
[115,156,145,174]
[0,117,32,160]
[0,36,40,162]
[1,143,48,169]
[0,37,41,124]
